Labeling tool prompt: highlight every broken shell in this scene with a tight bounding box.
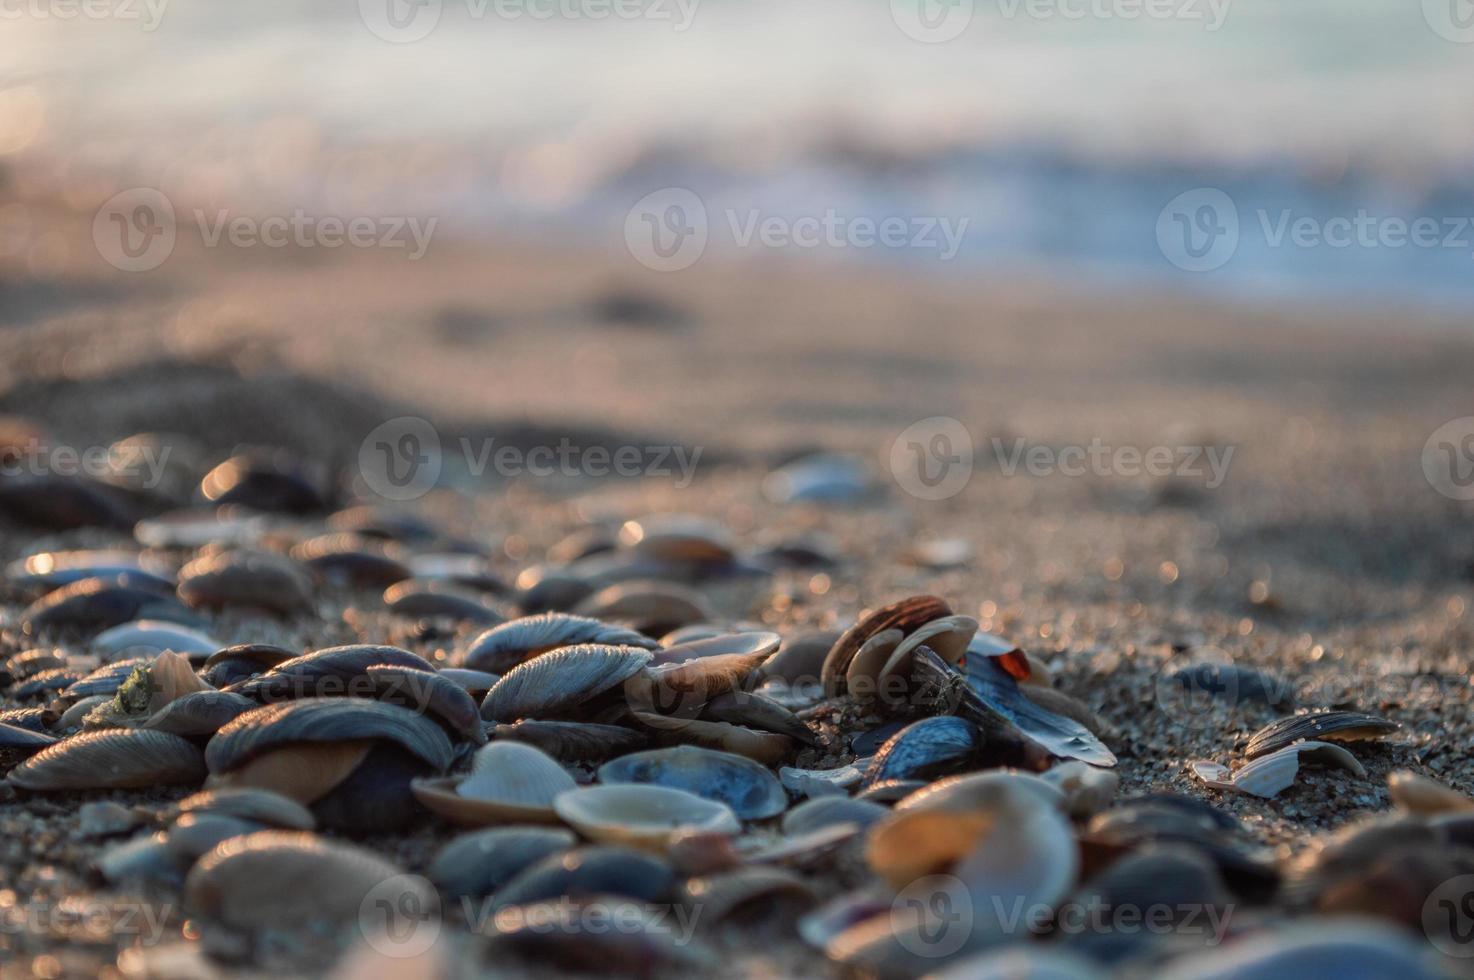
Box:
[1192,741,1365,799]
[553,784,740,850]
[428,827,577,898]
[493,845,675,909]
[863,716,981,787]
[481,644,652,723]
[681,867,816,924]
[625,646,774,716]
[185,831,422,932]
[782,796,888,835]
[9,729,206,790]
[1387,770,1474,815]
[490,719,648,762]
[597,745,787,820]
[821,595,952,695]
[177,550,314,616]
[463,613,658,674]
[1244,710,1397,759]
[650,630,781,667]
[700,689,817,745]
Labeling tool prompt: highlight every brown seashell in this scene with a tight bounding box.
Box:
[1387,771,1474,815]
[820,595,952,696]
[1244,711,1398,759]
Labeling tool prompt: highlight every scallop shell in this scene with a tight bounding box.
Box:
[1192,741,1365,799]
[428,827,576,897]
[553,785,740,849]
[480,644,652,723]
[8,729,206,790]
[185,830,423,931]
[463,613,658,674]
[1244,711,1398,759]
[597,745,787,820]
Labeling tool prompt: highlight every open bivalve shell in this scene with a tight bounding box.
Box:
[553,784,740,850]
[412,742,575,825]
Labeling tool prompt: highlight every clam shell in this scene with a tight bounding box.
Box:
[779,763,864,798]
[428,826,576,897]
[1387,770,1474,815]
[573,581,716,635]
[1040,761,1120,819]
[185,830,423,931]
[3,648,66,681]
[92,620,220,660]
[626,647,775,716]
[177,550,314,616]
[290,533,411,587]
[144,690,256,737]
[650,631,781,667]
[628,711,793,765]
[820,594,952,695]
[781,796,888,835]
[490,719,647,762]
[619,515,735,564]
[463,613,658,674]
[863,716,981,787]
[198,644,296,688]
[481,895,716,972]
[170,787,316,829]
[96,832,183,886]
[553,785,740,849]
[493,845,675,909]
[1152,921,1440,979]
[757,631,840,685]
[597,745,787,820]
[1244,711,1398,759]
[700,689,816,745]
[231,645,437,701]
[206,698,454,775]
[681,867,816,924]
[1192,741,1365,799]
[199,453,331,513]
[22,576,201,635]
[8,729,206,790]
[0,720,57,752]
[480,644,652,723]
[443,742,575,823]
[895,770,1065,815]
[843,629,903,700]
[216,740,371,804]
[166,814,266,863]
[871,615,978,703]
[383,579,503,624]
[362,664,485,743]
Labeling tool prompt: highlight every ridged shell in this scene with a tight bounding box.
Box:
[490,719,647,762]
[820,594,952,695]
[198,644,296,688]
[598,745,787,820]
[428,827,577,898]
[0,721,57,751]
[463,613,658,674]
[625,648,775,716]
[9,729,206,790]
[362,664,485,743]
[231,645,436,701]
[553,785,740,849]
[185,830,422,931]
[480,644,652,723]
[1244,711,1398,759]
[1040,761,1120,819]
[449,742,576,822]
[781,796,888,835]
[206,698,454,774]
[144,691,256,737]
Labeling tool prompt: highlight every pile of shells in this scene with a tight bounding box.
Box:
[0,430,1458,978]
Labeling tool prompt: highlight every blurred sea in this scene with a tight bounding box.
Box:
[5,0,1474,307]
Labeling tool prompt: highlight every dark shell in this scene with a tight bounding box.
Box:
[756,631,840,685]
[2,649,66,685]
[0,721,57,753]
[1075,844,1231,915]
[199,644,297,688]
[0,473,138,530]
[0,707,50,732]
[862,716,981,788]
[169,787,316,829]
[480,644,653,723]
[290,533,410,587]
[493,845,674,910]
[362,664,485,744]
[22,576,201,635]
[429,827,578,898]
[820,595,951,694]
[12,668,83,702]
[782,796,888,835]
[515,568,597,615]
[310,741,432,833]
[8,551,173,597]
[231,645,436,702]
[490,719,648,762]
[1245,711,1399,759]
[63,658,151,701]
[482,897,713,972]
[700,690,817,746]
[206,697,455,775]
[198,453,332,514]
[597,745,787,820]
[144,691,257,737]
[383,581,503,624]
[177,551,314,616]
[438,668,501,698]
[328,505,441,543]
[463,613,659,675]
[9,729,206,790]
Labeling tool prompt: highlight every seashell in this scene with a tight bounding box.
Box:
[843,629,904,702]
[428,826,577,898]
[1244,710,1398,759]
[855,779,927,803]
[92,620,221,662]
[514,566,598,614]
[750,533,843,571]
[96,832,183,886]
[185,831,422,932]
[895,770,1065,815]
[740,824,861,866]
[199,452,332,513]
[907,537,972,570]
[134,508,272,550]
[1192,741,1365,799]
[8,549,172,596]
[78,800,147,838]
[553,784,740,850]
[480,895,716,972]
[0,720,57,754]
[1072,844,1229,923]
[700,689,817,745]
[1387,770,1474,815]
[415,742,575,824]
[463,613,658,674]
[0,473,138,530]
[1169,662,1293,710]
[763,452,873,504]
[144,690,257,737]
[757,630,840,685]
[493,845,674,909]
[681,867,816,924]
[870,615,978,704]
[62,657,151,702]
[176,550,314,616]
[22,575,202,635]
[83,651,213,728]
[782,796,888,835]
[489,719,647,762]
[1021,686,1106,736]
[597,745,787,820]
[821,594,952,695]
[1040,761,1120,819]
[0,707,51,732]
[208,697,454,774]
[628,711,793,765]
[1311,842,1474,928]
[826,909,986,977]
[650,630,781,667]
[573,581,716,636]
[170,787,316,829]
[9,729,206,790]
[166,814,267,863]
[779,763,865,798]
[1152,921,1441,980]
[439,668,501,698]
[480,644,652,723]
[625,647,775,716]
[666,829,743,875]
[12,668,83,702]
[290,533,411,587]
[328,504,441,543]
[2,648,67,683]
[383,580,503,624]
[361,664,485,744]
[408,553,511,594]
[231,644,436,701]
[548,524,621,564]
[862,716,981,787]
[198,643,297,688]
[618,515,735,565]
[56,696,110,730]
[798,889,891,951]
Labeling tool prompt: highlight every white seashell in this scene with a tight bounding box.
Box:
[1191,741,1365,799]
[874,615,978,703]
[553,784,739,850]
[894,770,1065,815]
